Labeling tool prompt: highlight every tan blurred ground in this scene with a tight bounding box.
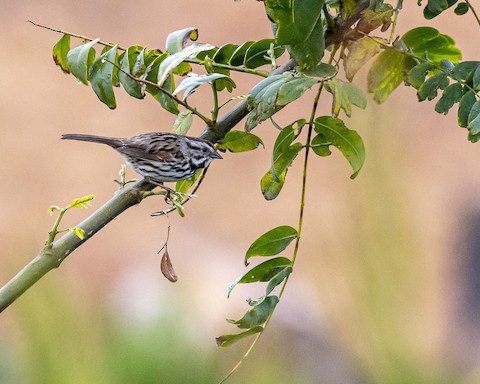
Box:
[1,1,480,383]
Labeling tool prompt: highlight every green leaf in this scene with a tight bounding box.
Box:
[244,39,285,69]
[173,74,235,101]
[288,13,325,69]
[402,27,462,63]
[53,34,71,73]
[271,121,305,181]
[344,83,367,110]
[451,61,480,81]
[299,62,337,80]
[69,227,85,240]
[213,44,239,64]
[216,326,263,347]
[344,37,383,81]
[176,170,201,193]
[266,265,292,296]
[325,79,367,117]
[357,4,394,34]
[367,48,414,103]
[218,131,264,153]
[260,169,286,201]
[172,109,193,135]
[246,75,291,130]
[313,116,365,179]
[145,53,179,114]
[228,257,292,297]
[227,296,279,329]
[246,74,315,130]
[245,226,297,265]
[264,0,325,68]
[66,38,99,85]
[418,73,449,101]
[458,91,476,128]
[434,82,463,114]
[248,74,288,102]
[229,41,254,66]
[406,62,433,88]
[311,134,332,157]
[165,27,198,53]
[454,2,469,15]
[472,65,480,90]
[132,48,147,77]
[119,46,145,99]
[68,194,95,209]
[157,43,215,86]
[89,45,117,109]
[264,0,323,45]
[467,100,480,135]
[423,0,459,18]
[276,77,318,106]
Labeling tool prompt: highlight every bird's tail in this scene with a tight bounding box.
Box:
[61,134,122,148]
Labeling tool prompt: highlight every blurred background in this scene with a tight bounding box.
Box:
[1,1,480,383]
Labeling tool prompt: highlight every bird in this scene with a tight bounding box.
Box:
[61,132,222,186]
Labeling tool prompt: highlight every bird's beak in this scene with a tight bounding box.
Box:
[213,149,223,159]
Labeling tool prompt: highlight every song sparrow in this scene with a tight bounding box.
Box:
[61,132,222,184]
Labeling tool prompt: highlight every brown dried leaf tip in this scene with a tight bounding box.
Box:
[160,248,178,282]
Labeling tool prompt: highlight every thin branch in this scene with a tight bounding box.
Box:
[465,0,480,27]
[0,179,155,312]
[27,20,127,51]
[28,20,269,78]
[187,58,268,77]
[107,60,214,127]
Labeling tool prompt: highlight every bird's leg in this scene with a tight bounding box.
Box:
[144,178,177,204]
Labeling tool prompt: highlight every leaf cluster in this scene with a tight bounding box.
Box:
[217,226,296,346]
[53,31,284,113]
[418,0,472,18]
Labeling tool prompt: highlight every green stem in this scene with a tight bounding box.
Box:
[27,20,128,51]
[388,3,401,43]
[465,0,480,27]
[111,62,214,127]
[0,179,156,313]
[188,58,268,77]
[28,21,269,78]
[46,208,67,247]
[219,82,326,384]
[211,82,219,123]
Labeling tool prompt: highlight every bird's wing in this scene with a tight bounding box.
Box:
[116,144,173,162]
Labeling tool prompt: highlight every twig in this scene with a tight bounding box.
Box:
[28,20,269,78]
[27,20,128,51]
[465,0,480,27]
[0,179,156,312]
[105,58,214,127]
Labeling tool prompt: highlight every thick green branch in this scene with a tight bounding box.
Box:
[0,179,155,312]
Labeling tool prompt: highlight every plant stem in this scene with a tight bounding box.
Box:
[388,3,401,43]
[108,61,214,127]
[465,0,480,27]
[219,80,325,384]
[27,20,127,51]
[188,58,268,77]
[28,21,269,77]
[46,208,67,247]
[211,82,219,123]
[0,179,155,313]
